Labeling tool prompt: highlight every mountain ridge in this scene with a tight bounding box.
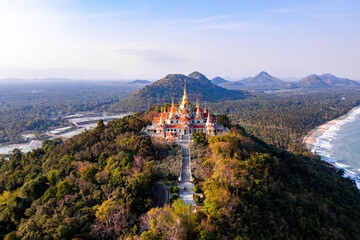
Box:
[127,80,152,85]
[111,72,248,112]
[218,72,360,90]
[220,71,295,90]
[211,76,230,85]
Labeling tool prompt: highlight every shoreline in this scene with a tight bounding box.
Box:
[303,105,360,151]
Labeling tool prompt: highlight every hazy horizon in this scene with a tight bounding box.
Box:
[1,0,360,80]
[1,69,360,83]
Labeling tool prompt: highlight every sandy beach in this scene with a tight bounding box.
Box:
[303,105,360,151]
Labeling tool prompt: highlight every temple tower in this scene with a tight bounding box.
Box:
[180,79,189,109]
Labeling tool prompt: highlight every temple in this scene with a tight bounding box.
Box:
[144,80,229,140]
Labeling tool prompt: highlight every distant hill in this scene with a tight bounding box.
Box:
[111,71,248,112]
[297,75,332,89]
[219,81,244,89]
[297,74,360,89]
[127,79,152,85]
[216,72,360,90]
[211,76,230,85]
[317,73,360,88]
[220,71,296,90]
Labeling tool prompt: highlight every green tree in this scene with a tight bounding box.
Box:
[217,114,231,129]
[56,181,73,200]
[193,131,208,146]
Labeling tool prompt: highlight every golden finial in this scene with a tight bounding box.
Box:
[206,112,211,125]
[196,105,201,119]
[180,79,188,109]
[184,79,187,94]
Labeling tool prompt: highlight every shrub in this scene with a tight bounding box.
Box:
[193,194,200,204]
[170,194,179,203]
[171,186,179,194]
[192,132,208,146]
[193,185,201,193]
[4,232,17,240]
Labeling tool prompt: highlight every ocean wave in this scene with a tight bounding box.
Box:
[335,162,351,169]
[311,106,360,189]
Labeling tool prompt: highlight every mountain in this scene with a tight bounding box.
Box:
[317,73,360,88]
[127,80,152,85]
[297,75,331,89]
[220,71,296,90]
[111,71,248,112]
[217,72,360,90]
[297,74,360,89]
[240,71,296,89]
[218,80,244,89]
[211,76,230,85]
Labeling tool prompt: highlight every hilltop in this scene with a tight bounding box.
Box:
[111,71,248,112]
[1,112,360,239]
[220,71,295,90]
[211,76,230,85]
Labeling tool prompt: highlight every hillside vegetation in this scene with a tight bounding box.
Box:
[1,110,360,239]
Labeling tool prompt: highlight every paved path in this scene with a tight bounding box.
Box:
[177,139,195,205]
[152,182,167,207]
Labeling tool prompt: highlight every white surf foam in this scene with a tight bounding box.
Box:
[311,106,360,189]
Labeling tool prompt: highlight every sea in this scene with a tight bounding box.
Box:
[312,106,360,189]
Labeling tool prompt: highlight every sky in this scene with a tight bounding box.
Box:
[0,0,360,80]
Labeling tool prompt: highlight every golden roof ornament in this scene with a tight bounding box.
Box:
[180,79,188,109]
[181,107,189,115]
[159,116,164,125]
[206,112,211,126]
[196,106,201,120]
[169,104,175,119]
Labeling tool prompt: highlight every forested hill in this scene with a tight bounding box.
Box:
[1,109,360,239]
[110,71,248,112]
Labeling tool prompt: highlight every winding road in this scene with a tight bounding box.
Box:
[152,182,167,207]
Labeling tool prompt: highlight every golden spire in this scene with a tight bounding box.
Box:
[184,79,187,94]
[159,116,164,125]
[206,112,211,126]
[180,79,188,109]
[171,97,175,108]
[169,102,175,119]
[196,98,199,109]
[196,106,201,120]
[204,103,207,113]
